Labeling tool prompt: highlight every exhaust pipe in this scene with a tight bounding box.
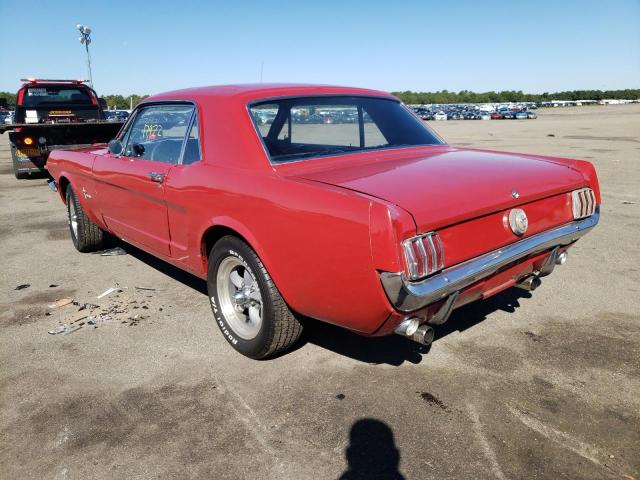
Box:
[516,275,541,291]
[411,324,435,346]
[395,317,435,346]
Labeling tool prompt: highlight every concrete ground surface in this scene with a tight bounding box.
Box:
[1,105,639,480]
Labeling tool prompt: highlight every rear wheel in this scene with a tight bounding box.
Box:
[66,185,104,252]
[207,236,303,359]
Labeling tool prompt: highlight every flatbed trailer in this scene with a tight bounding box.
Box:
[1,121,123,178]
[2,78,125,179]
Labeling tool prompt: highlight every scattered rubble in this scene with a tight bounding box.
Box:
[44,284,165,336]
[15,284,30,290]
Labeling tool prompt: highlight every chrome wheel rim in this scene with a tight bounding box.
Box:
[69,200,78,238]
[216,256,263,340]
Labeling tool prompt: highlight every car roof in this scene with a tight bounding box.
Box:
[144,84,397,104]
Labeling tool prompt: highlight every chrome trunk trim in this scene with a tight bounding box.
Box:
[380,211,599,312]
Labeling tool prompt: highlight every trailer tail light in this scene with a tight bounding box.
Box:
[23,137,34,145]
[402,232,445,281]
[571,188,596,219]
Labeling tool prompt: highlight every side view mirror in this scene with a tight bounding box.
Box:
[98,97,108,110]
[108,139,123,155]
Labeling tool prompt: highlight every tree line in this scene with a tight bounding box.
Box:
[2,88,639,109]
[392,89,640,105]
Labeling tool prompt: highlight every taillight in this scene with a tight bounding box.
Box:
[402,232,445,281]
[571,188,596,219]
[23,137,34,145]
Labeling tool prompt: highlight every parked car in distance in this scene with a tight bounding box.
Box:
[515,111,528,119]
[490,112,503,120]
[527,111,538,119]
[46,84,600,359]
[434,111,447,120]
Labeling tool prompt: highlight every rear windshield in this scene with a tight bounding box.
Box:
[21,86,94,107]
[249,96,444,163]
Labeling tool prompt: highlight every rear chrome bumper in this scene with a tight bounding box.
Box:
[380,211,599,312]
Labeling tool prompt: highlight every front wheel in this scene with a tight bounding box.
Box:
[207,236,303,359]
[66,185,104,252]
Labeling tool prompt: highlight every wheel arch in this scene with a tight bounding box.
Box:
[199,217,284,295]
[58,175,71,204]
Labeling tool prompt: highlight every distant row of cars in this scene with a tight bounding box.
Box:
[104,110,130,122]
[413,106,537,121]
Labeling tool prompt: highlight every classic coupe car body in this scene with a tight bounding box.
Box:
[46,84,600,358]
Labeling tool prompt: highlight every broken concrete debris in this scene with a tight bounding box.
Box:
[96,287,124,299]
[47,324,81,335]
[47,297,74,309]
[98,247,128,256]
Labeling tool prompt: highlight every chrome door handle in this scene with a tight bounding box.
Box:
[149,172,165,183]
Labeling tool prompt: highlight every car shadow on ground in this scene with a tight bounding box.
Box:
[115,239,531,366]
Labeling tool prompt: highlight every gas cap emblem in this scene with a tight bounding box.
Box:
[508,208,528,235]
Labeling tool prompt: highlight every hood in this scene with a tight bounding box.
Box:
[281,146,586,231]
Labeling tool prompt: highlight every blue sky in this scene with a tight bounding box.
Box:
[1,0,638,96]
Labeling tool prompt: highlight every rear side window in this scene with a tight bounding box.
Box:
[124,104,194,164]
[249,96,443,163]
[21,87,94,106]
[182,116,201,165]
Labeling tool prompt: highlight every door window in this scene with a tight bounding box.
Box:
[124,104,194,164]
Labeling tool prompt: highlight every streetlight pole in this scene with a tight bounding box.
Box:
[76,24,93,89]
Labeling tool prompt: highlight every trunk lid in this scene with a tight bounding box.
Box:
[280,146,586,231]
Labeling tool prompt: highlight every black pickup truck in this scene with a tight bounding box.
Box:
[0,79,124,179]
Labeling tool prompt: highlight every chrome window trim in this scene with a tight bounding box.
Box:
[244,94,446,166]
[381,210,600,312]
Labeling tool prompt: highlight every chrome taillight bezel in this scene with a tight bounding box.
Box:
[571,188,596,219]
[402,232,445,281]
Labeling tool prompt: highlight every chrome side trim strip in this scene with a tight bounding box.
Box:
[380,211,599,312]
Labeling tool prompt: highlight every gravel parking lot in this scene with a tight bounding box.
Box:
[1,105,639,480]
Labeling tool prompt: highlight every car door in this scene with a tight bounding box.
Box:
[92,103,195,257]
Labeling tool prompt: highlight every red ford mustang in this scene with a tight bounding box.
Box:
[46,84,600,359]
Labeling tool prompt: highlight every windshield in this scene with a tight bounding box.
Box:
[249,96,444,163]
[22,86,94,107]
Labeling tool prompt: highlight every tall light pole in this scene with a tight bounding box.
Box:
[76,24,93,88]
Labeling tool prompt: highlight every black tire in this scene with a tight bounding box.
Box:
[66,185,104,252]
[207,235,302,359]
[14,171,29,179]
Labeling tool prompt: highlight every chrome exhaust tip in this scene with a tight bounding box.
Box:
[394,317,420,336]
[395,318,434,346]
[556,251,568,265]
[411,324,435,346]
[516,275,542,291]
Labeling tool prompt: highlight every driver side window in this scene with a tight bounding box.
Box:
[123,104,194,164]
